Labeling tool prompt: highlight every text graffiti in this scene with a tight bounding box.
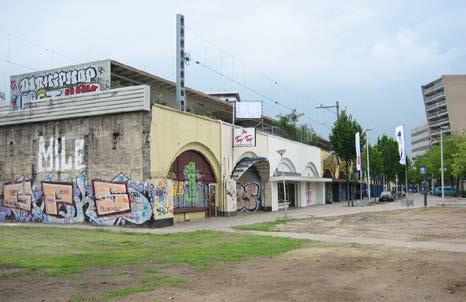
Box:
[42,182,74,216]
[93,180,131,217]
[2,181,33,212]
[37,136,85,173]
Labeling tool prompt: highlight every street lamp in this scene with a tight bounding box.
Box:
[276,149,287,214]
[440,125,449,206]
[365,128,372,201]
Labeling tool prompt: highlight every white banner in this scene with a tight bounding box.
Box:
[233,127,256,147]
[355,132,361,171]
[395,125,406,165]
[235,101,262,119]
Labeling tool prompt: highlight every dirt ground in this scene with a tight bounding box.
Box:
[2,207,466,302]
[2,243,466,302]
[277,207,466,244]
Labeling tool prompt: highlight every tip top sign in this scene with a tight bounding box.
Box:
[233,127,256,147]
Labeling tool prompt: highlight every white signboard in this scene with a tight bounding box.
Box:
[235,101,262,119]
[10,60,111,110]
[233,127,256,147]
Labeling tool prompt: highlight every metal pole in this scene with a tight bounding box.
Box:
[441,130,445,206]
[281,154,288,214]
[366,132,371,200]
[336,101,340,118]
[424,173,427,207]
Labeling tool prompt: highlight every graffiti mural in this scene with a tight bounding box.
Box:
[169,150,217,211]
[10,60,111,110]
[306,182,312,205]
[42,182,74,216]
[92,180,131,216]
[237,169,262,211]
[0,173,175,226]
[2,181,33,212]
[148,178,174,220]
[183,162,198,203]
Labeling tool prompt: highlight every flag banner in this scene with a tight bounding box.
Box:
[395,125,406,165]
[355,132,361,171]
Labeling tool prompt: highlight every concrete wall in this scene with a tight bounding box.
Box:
[0,111,150,182]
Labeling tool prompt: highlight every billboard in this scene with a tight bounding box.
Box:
[10,60,111,110]
[233,127,256,147]
[235,101,262,119]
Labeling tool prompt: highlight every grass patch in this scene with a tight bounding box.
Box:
[235,218,290,232]
[0,227,305,277]
[70,293,97,302]
[105,270,186,299]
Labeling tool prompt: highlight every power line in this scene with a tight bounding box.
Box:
[0,57,37,71]
[0,29,79,64]
[194,59,330,131]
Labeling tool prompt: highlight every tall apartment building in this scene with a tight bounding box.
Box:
[410,123,430,161]
[422,75,466,145]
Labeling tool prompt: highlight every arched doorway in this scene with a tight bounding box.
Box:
[232,157,270,212]
[169,150,217,217]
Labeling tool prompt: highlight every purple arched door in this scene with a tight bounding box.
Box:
[169,150,217,216]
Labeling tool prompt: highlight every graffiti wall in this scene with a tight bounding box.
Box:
[0,173,174,226]
[10,60,111,110]
[237,169,262,211]
[170,150,216,213]
[306,182,312,205]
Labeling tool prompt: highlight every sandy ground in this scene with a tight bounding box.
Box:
[276,207,466,244]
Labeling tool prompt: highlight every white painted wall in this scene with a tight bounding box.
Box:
[267,135,322,177]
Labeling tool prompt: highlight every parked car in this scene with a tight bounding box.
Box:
[434,186,457,196]
[379,191,395,202]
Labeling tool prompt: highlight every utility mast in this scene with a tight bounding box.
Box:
[176,14,186,111]
[315,101,340,118]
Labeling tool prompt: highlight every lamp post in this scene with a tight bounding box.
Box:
[365,128,372,201]
[277,149,287,214]
[440,125,449,207]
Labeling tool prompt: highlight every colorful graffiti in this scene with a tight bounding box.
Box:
[237,170,261,211]
[149,178,174,220]
[306,182,312,205]
[93,180,131,216]
[10,60,110,110]
[2,181,33,212]
[183,162,197,203]
[0,173,174,226]
[42,181,73,216]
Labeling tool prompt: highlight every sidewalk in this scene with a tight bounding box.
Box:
[1,194,456,235]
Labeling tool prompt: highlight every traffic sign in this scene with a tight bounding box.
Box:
[420,165,427,175]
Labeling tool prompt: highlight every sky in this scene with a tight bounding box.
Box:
[1,0,466,152]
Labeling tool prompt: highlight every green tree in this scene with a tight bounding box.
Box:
[329,110,365,205]
[415,132,466,190]
[275,109,319,145]
[374,135,402,188]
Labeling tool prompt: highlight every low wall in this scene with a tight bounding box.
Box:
[0,173,174,227]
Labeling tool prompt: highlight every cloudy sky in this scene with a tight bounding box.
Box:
[1,0,466,150]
